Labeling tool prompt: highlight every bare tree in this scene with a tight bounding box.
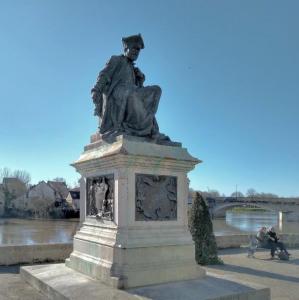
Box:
[246,188,257,198]
[246,189,279,199]
[205,189,220,198]
[13,170,31,186]
[0,167,11,183]
[231,191,244,198]
[0,167,31,186]
[52,177,66,183]
[199,189,221,201]
[258,192,279,198]
[70,179,80,189]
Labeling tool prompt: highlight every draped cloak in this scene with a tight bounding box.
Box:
[92,55,161,137]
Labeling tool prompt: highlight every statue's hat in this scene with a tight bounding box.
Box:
[122,34,144,49]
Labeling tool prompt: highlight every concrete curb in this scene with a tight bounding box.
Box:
[0,243,73,265]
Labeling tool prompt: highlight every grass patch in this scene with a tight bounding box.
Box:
[231,207,267,213]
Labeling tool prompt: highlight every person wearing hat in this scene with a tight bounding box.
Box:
[91,34,168,141]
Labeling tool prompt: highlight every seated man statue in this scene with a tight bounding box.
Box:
[91,34,169,141]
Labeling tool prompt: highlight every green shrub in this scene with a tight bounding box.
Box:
[189,192,223,265]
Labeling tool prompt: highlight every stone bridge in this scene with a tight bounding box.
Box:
[207,197,299,221]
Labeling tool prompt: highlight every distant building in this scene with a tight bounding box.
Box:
[5,180,64,218]
[66,188,80,211]
[47,181,69,202]
[1,178,78,218]
[24,181,70,217]
[25,181,57,213]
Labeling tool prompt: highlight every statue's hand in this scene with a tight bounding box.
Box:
[135,67,145,78]
[134,68,145,87]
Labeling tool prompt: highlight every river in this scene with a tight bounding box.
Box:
[0,218,79,245]
[1,212,299,245]
[213,210,299,236]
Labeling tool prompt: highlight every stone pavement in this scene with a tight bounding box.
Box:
[0,249,298,299]
[0,265,44,300]
[205,248,299,300]
[20,263,269,300]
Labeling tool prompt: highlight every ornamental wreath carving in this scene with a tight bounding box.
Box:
[135,174,177,221]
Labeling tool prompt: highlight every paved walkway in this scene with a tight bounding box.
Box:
[205,248,299,300]
[0,265,44,300]
[0,249,298,299]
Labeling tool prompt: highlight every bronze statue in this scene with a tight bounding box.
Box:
[91,34,169,141]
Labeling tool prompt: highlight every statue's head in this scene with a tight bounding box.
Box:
[122,34,144,61]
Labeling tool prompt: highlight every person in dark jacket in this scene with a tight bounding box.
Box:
[256,226,278,258]
[267,227,290,258]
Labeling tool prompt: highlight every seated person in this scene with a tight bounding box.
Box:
[267,226,290,258]
[256,226,277,258]
[256,226,269,247]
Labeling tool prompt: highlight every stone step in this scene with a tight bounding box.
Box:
[20,263,270,300]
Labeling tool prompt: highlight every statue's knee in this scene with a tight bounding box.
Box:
[153,85,162,98]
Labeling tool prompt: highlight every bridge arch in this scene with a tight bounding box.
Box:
[206,197,299,222]
[212,202,278,218]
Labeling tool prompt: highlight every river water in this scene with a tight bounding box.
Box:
[1,211,299,245]
[213,211,299,236]
[0,218,79,245]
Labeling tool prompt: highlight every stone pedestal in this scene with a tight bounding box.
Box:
[66,135,205,288]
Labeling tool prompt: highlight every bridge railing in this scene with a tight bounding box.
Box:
[206,196,299,206]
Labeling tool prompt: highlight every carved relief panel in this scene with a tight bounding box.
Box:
[86,174,114,220]
[135,174,177,221]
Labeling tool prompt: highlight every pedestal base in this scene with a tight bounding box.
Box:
[65,216,205,288]
[66,239,205,288]
[67,135,205,288]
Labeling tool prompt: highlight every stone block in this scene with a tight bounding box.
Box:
[20,264,270,300]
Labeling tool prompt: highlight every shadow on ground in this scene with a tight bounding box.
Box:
[208,263,299,283]
[0,265,20,274]
[129,275,261,300]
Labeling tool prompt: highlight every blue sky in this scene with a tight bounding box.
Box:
[0,0,298,196]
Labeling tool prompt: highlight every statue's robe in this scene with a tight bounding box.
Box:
[92,55,161,137]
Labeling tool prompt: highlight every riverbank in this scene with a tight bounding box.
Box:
[0,217,79,223]
[0,243,72,265]
[1,234,299,266]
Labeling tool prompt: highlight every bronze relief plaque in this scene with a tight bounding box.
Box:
[135,174,177,221]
